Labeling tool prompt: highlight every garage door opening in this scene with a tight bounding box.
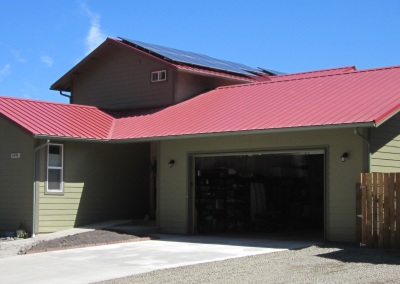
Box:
[192,150,325,238]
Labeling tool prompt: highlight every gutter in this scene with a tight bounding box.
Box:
[354,128,371,172]
[34,122,375,144]
[111,122,376,143]
[32,139,50,237]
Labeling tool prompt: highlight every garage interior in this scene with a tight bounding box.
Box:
[194,151,325,237]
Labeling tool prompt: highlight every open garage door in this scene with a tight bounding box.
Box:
[192,150,325,239]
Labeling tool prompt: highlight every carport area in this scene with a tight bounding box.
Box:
[192,150,325,239]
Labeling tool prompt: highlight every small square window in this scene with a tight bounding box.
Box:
[151,70,167,82]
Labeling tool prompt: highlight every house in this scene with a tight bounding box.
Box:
[1,37,400,243]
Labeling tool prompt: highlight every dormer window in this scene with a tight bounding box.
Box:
[151,70,167,82]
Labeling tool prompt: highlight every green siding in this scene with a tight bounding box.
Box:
[371,112,400,172]
[37,141,150,233]
[159,128,365,242]
[0,117,34,233]
[72,47,174,110]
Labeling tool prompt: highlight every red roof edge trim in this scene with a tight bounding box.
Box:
[0,95,110,111]
[216,65,400,91]
[272,66,356,79]
[374,103,400,126]
[175,64,255,82]
[107,119,117,139]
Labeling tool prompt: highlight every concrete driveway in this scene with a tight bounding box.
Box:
[0,234,320,284]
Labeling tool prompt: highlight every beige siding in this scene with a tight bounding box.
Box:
[175,71,250,103]
[37,141,150,233]
[72,47,174,110]
[371,112,400,172]
[159,128,366,242]
[0,117,34,233]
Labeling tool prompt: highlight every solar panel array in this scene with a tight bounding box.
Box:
[120,37,273,76]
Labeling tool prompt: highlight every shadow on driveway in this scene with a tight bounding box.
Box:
[316,244,400,264]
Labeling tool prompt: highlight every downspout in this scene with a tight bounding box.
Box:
[59,91,72,104]
[354,128,370,172]
[32,139,50,237]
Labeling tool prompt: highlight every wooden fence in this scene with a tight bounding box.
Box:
[358,173,400,249]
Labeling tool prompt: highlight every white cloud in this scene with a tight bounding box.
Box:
[0,64,11,81]
[41,55,54,67]
[81,3,106,54]
[11,50,25,63]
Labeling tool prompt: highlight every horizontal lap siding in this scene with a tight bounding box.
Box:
[37,142,150,233]
[73,47,174,109]
[371,112,400,172]
[159,128,365,241]
[0,118,34,233]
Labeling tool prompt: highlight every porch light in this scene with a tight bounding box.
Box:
[341,153,348,162]
[168,159,175,168]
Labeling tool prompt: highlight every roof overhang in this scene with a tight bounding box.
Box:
[50,38,179,92]
[32,121,376,144]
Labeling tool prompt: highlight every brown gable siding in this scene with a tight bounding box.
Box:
[72,47,174,110]
[175,71,251,103]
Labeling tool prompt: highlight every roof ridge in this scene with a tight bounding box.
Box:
[107,118,117,139]
[273,66,356,78]
[216,65,400,90]
[0,95,100,110]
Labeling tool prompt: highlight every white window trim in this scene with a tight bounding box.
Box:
[151,70,167,82]
[46,144,64,193]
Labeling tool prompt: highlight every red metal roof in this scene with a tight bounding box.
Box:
[111,65,400,139]
[51,38,257,91]
[0,96,114,139]
[174,64,255,82]
[270,66,357,81]
[2,65,400,141]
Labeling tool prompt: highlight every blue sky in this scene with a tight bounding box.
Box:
[1,0,399,103]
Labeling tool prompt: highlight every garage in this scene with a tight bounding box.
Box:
[192,150,325,238]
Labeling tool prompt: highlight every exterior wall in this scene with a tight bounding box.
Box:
[370,112,400,172]
[175,71,249,103]
[36,141,150,233]
[72,47,174,110]
[0,117,34,233]
[158,128,366,242]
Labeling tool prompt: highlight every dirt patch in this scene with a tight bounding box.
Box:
[23,229,152,254]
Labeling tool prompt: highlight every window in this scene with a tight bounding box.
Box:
[151,70,167,82]
[47,144,63,193]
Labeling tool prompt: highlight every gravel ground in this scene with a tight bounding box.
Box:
[98,244,400,284]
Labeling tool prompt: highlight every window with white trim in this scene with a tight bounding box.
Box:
[47,144,63,193]
[151,70,167,82]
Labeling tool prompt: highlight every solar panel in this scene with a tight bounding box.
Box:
[119,37,274,76]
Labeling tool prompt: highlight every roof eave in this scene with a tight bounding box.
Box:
[33,134,110,143]
[177,68,254,83]
[50,37,179,92]
[110,122,377,143]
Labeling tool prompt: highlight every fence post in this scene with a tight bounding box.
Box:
[360,173,367,246]
[356,182,361,244]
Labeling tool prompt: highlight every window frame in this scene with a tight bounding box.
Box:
[46,144,64,193]
[151,70,167,82]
